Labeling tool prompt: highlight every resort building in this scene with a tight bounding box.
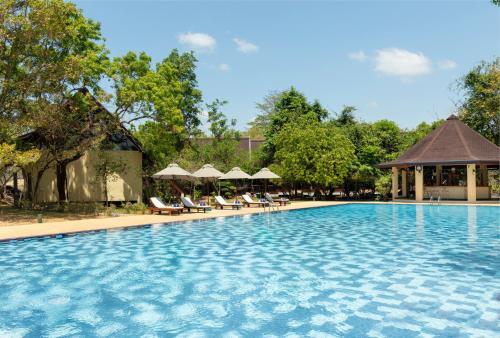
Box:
[378,115,500,202]
[18,131,143,203]
[15,89,143,204]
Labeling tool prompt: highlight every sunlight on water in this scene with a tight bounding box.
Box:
[0,204,499,337]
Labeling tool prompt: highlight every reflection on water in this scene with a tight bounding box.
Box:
[468,206,477,245]
[416,204,424,238]
[391,204,398,229]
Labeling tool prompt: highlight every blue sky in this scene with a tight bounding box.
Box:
[75,0,499,130]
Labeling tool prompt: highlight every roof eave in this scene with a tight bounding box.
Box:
[377,159,500,168]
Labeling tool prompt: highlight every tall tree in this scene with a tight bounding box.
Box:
[261,87,329,164]
[457,58,500,145]
[115,50,204,175]
[109,49,202,136]
[1,0,110,203]
[334,106,357,127]
[272,116,355,194]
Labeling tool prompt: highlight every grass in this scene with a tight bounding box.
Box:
[0,205,105,227]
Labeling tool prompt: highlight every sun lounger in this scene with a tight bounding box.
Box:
[241,194,269,207]
[214,196,242,210]
[265,192,289,206]
[148,197,183,215]
[181,196,211,213]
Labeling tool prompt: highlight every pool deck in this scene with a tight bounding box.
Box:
[0,201,347,241]
[1,200,498,242]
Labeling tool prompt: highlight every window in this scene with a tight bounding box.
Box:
[441,166,466,186]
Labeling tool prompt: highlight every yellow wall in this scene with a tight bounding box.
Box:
[424,186,490,200]
[29,151,142,202]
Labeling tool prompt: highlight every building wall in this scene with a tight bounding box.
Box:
[30,151,142,202]
[424,186,490,200]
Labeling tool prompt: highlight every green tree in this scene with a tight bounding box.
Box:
[272,117,355,194]
[109,49,202,135]
[0,143,40,202]
[1,0,110,203]
[0,0,108,123]
[457,58,500,145]
[261,87,329,164]
[334,106,357,127]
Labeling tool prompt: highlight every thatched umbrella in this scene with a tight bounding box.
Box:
[219,167,252,198]
[192,164,223,205]
[219,167,252,180]
[152,163,193,196]
[251,167,281,193]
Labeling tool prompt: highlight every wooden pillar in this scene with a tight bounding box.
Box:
[479,165,488,186]
[401,169,407,197]
[467,164,476,202]
[436,165,442,186]
[415,165,424,202]
[391,167,398,200]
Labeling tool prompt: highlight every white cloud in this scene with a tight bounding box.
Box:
[218,63,230,71]
[177,32,216,51]
[348,51,367,61]
[438,59,457,70]
[374,48,432,77]
[233,38,259,53]
[368,101,379,108]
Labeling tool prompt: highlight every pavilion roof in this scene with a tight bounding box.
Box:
[378,115,500,168]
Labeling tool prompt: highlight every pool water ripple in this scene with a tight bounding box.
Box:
[0,204,499,337]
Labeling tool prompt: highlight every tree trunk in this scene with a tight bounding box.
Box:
[13,171,18,206]
[104,181,109,207]
[22,169,33,202]
[56,162,67,202]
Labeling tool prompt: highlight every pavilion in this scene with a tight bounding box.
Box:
[378,115,500,202]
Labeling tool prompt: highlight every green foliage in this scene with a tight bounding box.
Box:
[206,99,237,140]
[261,87,329,164]
[272,118,355,188]
[127,50,204,175]
[400,120,444,150]
[457,58,500,145]
[109,49,201,137]
[0,0,109,123]
[334,106,357,127]
[175,99,254,174]
[375,174,392,200]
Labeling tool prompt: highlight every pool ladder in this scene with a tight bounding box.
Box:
[265,202,279,213]
[429,195,441,205]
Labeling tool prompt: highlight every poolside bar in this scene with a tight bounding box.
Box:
[378,115,500,202]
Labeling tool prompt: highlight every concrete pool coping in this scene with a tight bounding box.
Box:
[0,200,498,242]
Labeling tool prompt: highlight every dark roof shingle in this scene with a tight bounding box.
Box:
[378,115,500,168]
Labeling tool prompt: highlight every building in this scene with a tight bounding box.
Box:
[194,136,265,159]
[378,115,500,202]
[17,90,143,204]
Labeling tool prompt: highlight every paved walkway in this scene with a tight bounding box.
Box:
[1,200,498,241]
[0,201,347,241]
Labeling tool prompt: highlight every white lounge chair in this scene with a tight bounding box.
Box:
[149,197,183,215]
[181,196,211,213]
[241,194,268,208]
[214,196,242,210]
[265,192,289,206]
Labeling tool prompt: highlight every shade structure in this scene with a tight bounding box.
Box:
[251,167,281,180]
[192,164,223,205]
[378,115,500,168]
[192,164,223,179]
[152,163,193,180]
[219,167,252,180]
[251,167,281,193]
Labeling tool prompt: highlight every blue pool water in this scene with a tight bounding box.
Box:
[0,204,499,337]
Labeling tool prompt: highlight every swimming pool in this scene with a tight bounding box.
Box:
[0,204,498,337]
